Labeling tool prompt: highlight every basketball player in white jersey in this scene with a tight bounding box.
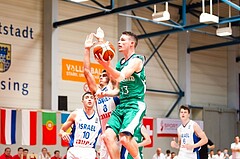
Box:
[84,29,120,159]
[171,105,208,159]
[59,92,102,159]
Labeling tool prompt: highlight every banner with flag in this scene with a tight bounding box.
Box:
[22,110,37,145]
[0,108,17,145]
[42,111,56,145]
[142,117,154,148]
[61,112,70,146]
[157,118,204,137]
[157,118,180,137]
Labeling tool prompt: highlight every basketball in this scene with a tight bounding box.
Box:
[93,41,115,61]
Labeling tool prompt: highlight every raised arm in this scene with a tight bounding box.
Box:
[84,33,98,94]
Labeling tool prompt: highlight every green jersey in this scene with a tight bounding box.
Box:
[116,54,146,102]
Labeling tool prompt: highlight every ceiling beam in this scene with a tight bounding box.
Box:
[187,40,240,53]
[90,0,107,8]
[53,0,171,28]
[187,0,220,10]
[137,15,240,39]
[221,0,240,11]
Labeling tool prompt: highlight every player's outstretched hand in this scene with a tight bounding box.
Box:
[94,51,111,67]
[85,33,95,49]
[94,27,104,42]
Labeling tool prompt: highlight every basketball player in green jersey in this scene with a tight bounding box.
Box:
[95,30,146,159]
[120,125,151,159]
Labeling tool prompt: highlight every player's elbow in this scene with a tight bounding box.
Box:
[202,136,208,145]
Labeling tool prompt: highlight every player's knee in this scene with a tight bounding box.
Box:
[119,136,129,146]
[102,134,109,143]
[103,131,114,143]
[101,133,106,140]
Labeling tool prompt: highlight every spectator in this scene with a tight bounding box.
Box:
[0,147,12,159]
[152,148,165,159]
[29,153,37,159]
[199,139,215,159]
[231,136,240,159]
[165,150,171,159]
[51,150,61,159]
[215,149,223,159]
[208,150,215,159]
[12,147,23,159]
[223,148,229,159]
[22,149,28,159]
[38,148,50,159]
[170,152,177,159]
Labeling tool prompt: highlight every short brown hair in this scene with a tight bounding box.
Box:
[122,31,138,48]
[179,105,190,114]
[4,147,11,152]
[82,92,92,100]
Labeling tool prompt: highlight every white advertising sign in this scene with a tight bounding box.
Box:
[157,118,203,137]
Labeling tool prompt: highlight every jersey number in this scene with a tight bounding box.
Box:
[121,86,129,95]
[183,138,186,144]
[83,131,90,139]
[103,104,108,112]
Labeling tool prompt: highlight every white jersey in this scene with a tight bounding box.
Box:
[96,85,119,159]
[72,108,101,148]
[231,142,240,159]
[96,85,118,132]
[177,120,200,159]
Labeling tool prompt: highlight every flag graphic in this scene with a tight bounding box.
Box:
[0,108,17,144]
[22,110,37,145]
[143,117,154,148]
[61,113,70,146]
[42,112,56,145]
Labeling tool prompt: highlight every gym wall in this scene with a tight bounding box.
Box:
[0,0,43,109]
[0,0,239,158]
